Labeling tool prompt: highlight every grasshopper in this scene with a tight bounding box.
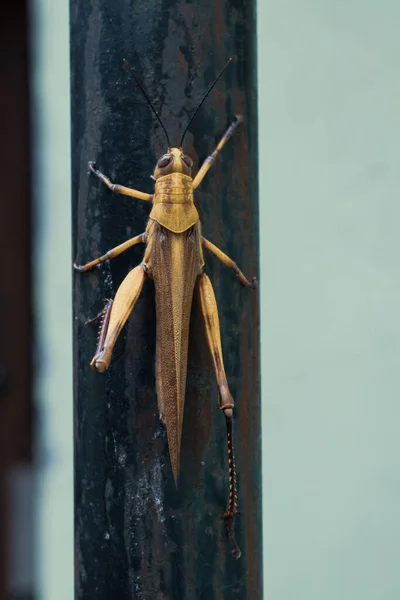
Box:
[74,58,256,558]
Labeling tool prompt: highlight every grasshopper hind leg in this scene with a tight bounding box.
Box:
[89,265,147,372]
[196,272,241,559]
[86,299,114,371]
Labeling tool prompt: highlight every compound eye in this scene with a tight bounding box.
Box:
[157,155,173,168]
[181,155,193,168]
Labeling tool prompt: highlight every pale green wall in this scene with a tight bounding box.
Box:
[32,0,73,598]
[258,2,400,599]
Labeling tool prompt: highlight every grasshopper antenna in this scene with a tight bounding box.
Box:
[123,58,171,148]
[180,57,233,148]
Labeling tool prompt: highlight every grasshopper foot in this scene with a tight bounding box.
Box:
[73,262,90,273]
[239,274,258,289]
[223,511,241,560]
[90,347,112,373]
[249,276,258,289]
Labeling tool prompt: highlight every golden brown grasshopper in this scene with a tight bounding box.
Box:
[74,58,256,559]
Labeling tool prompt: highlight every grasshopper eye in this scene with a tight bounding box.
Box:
[181,155,193,168]
[158,155,173,168]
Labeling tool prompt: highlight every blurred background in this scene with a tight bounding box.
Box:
[0,0,72,599]
[1,0,400,599]
[0,1,35,599]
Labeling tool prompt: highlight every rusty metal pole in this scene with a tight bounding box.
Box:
[71,1,261,598]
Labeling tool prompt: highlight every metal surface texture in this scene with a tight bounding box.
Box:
[71,1,260,598]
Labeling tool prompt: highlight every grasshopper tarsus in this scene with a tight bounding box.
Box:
[74,260,105,273]
[223,513,242,560]
[238,274,258,289]
[88,161,106,182]
[247,276,258,289]
[232,545,242,560]
[226,114,243,134]
[73,261,89,273]
[73,261,101,273]
[87,161,97,177]
[88,161,109,185]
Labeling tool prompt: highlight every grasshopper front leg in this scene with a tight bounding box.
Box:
[89,162,153,201]
[196,272,241,559]
[192,116,243,190]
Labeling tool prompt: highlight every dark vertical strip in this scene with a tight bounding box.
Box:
[0,1,32,598]
[71,1,261,598]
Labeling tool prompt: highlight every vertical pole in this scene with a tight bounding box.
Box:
[71,1,261,598]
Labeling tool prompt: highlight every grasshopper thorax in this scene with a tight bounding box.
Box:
[153,148,193,179]
[150,148,198,233]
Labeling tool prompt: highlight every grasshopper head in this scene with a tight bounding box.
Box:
[153,147,193,179]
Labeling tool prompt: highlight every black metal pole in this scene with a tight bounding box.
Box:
[71,1,261,598]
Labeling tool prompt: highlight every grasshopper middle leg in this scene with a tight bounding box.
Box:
[74,233,146,272]
[202,237,257,288]
[196,272,241,559]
